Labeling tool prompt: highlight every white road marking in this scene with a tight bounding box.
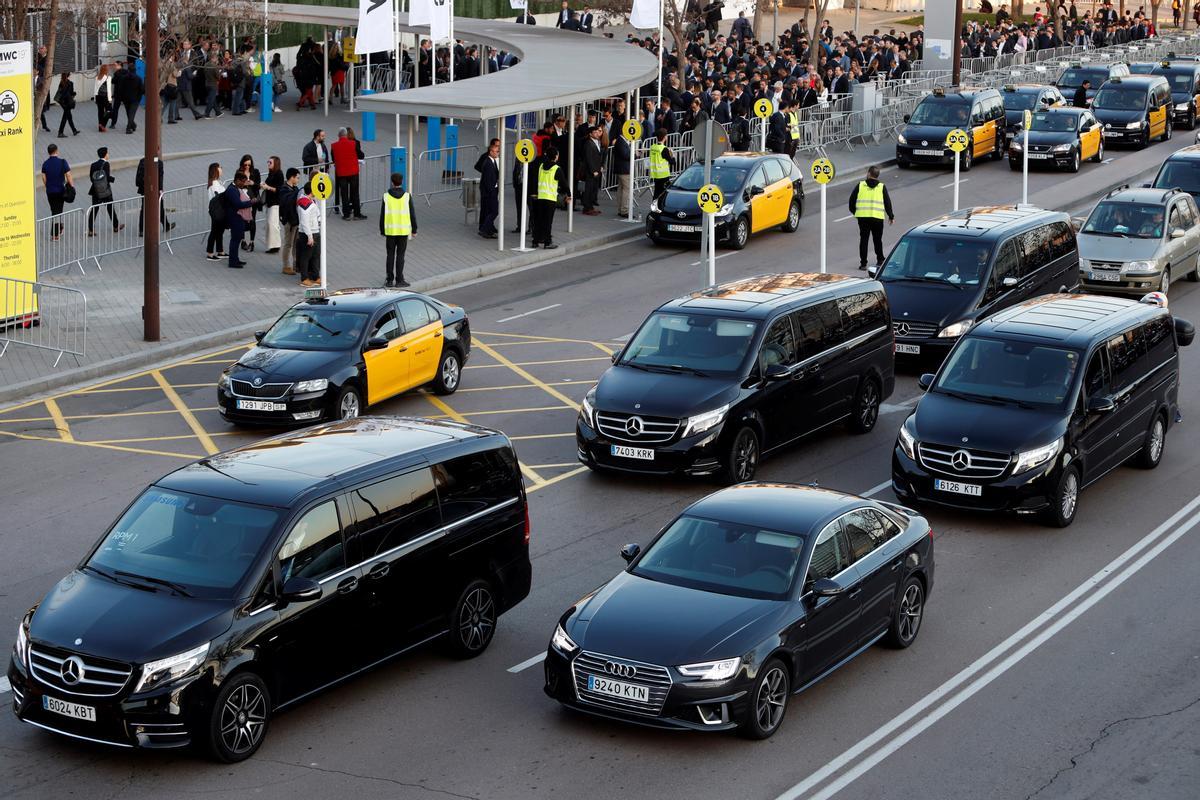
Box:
[0,676,9,694]
[862,480,892,498]
[614,333,635,343]
[508,652,547,673]
[689,253,736,267]
[496,304,562,324]
[834,214,855,222]
[776,491,1200,800]
[938,178,970,189]
[1102,157,1115,164]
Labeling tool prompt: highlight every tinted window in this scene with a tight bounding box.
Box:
[841,508,901,562]
[261,307,368,351]
[621,312,758,376]
[434,448,520,525]
[1093,87,1148,111]
[880,234,993,287]
[1143,315,1175,364]
[1082,348,1110,398]
[936,336,1082,408]
[278,501,345,582]
[763,158,788,184]
[909,99,972,126]
[793,300,845,359]
[760,315,797,369]
[807,523,850,583]
[1153,158,1200,196]
[396,298,434,332]
[1107,327,1148,390]
[748,165,768,189]
[423,301,443,325]
[672,163,747,194]
[991,239,1020,295]
[370,308,401,341]
[1020,226,1053,274]
[1049,221,1076,261]
[351,468,441,557]
[837,291,888,340]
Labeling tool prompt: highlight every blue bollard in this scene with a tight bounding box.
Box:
[259,64,273,123]
[135,59,146,106]
[390,146,406,189]
[360,88,376,141]
[445,124,458,174]
[427,117,441,161]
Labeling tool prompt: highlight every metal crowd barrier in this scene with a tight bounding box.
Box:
[414,145,480,205]
[0,276,86,366]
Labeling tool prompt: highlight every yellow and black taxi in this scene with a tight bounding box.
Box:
[1092,75,1173,148]
[1055,62,1131,106]
[1151,60,1200,129]
[646,153,803,250]
[1008,107,1104,172]
[1000,84,1065,142]
[896,86,1005,170]
[217,288,470,425]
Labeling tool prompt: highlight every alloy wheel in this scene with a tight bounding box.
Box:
[897,583,924,644]
[339,391,361,419]
[1161,268,1170,295]
[755,665,787,733]
[787,203,800,230]
[1060,470,1079,521]
[858,382,880,431]
[458,586,495,652]
[441,355,461,391]
[733,430,758,482]
[735,218,749,248]
[219,683,267,757]
[1149,418,1165,464]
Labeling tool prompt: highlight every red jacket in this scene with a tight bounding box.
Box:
[331,136,361,177]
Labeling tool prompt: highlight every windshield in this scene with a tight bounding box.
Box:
[87,488,280,599]
[1154,159,1200,195]
[620,312,757,375]
[672,163,747,194]
[261,307,368,351]
[1082,201,1165,238]
[1093,88,1147,111]
[1030,111,1078,132]
[908,99,972,127]
[935,336,1081,409]
[1003,92,1041,111]
[1059,68,1108,88]
[632,514,806,600]
[1162,72,1196,92]
[879,234,992,287]
[1129,63,1157,74]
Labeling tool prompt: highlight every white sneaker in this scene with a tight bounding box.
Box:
[273,106,282,112]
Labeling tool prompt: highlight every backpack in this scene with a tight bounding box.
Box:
[90,167,109,197]
[208,192,224,222]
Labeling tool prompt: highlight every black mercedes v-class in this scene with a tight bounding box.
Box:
[577,273,894,482]
[9,417,530,762]
[892,294,1194,527]
[544,484,933,738]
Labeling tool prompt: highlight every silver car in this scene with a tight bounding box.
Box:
[1078,187,1200,295]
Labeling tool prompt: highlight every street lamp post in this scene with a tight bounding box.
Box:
[144,0,160,341]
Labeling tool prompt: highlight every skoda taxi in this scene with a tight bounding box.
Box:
[1000,84,1065,142]
[896,87,1006,170]
[217,288,471,425]
[1151,60,1200,129]
[1008,107,1104,172]
[1093,75,1173,148]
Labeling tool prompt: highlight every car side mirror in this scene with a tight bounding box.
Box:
[1175,317,1196,346]
[903,114,911,123]
[764,363,790,381]
[918,372,936,391]
[1002,276,1020,288]
[611,351,620,364]
[1171,227,1187,239]
[254,330,266,343]
[810,578,844,597]
[1087,395,1117,413]
[1141,182,1152,188]
[750,185,765,196]
[867,264,880,278]
[620,543,641,563]
[365,336,388,351]
[280,576,321,604]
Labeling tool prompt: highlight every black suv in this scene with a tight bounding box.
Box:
[9,417,531,762]
[873,205,1080,365]
[892,294,1194,527]
[1151,60,1200,129]
[577,273,895,482]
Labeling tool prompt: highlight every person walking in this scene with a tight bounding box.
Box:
[262,156,284,253]
[474,138,500,238]
[114,60,143,134]
[581,125,604,216]
[40,143,73,240]
[161,69,181,124]
[648,128,674,200]
[380,172,417,287]
[1073,79,1090,108]
[94,64,113,132]
[223,172,255,268]
[331,127,366,220]
[136,156,174,237]
[302,128,330,173]
[54,73,79,137]
[279,167,301,275]
[236,154,262,251]
[86,147,122,236]
[532,146,570,249]
[205,162,227,260]
[849,165,894,271]
[295,179,322,287]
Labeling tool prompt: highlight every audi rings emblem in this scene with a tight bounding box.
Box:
[893,321,911,337]
[60,655,86,685]
[951,449,972,472]
[625,416,644,437]
[605,661,638,679]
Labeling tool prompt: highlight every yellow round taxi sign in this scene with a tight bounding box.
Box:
[514,138,536,164]
[310,172,333,200]
[754,98,774,119]
[945,128,969,153]
[1024,109,1033,129]
[810,157,835,185]
[622,118,642,142]
[697,183,724,214]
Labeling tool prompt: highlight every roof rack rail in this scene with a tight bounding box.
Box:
[1105,184,1131,198]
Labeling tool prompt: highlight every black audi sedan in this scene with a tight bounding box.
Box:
[544,483,934,738]
[9,417,531,761]
[218,288,470,425]
[645,153,803,250]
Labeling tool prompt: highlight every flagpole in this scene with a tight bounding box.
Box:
[656,0,663,109]
[395,0,401,147]
[448,0,454,125]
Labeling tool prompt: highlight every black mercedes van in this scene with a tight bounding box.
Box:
[9,417,531,762]
[892,294,1194,527]
[577,273,895,483]
[872,205,1080,365]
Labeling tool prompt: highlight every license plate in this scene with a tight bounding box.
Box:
[1102,131,1120,138]
[236,399,287,411]
[1028,153,1052,159]
[896,343,921,355]
[1087,271,1122,282]
[914,148,944,156]
[666,224,698,233]
[611,445,654,460]
[934,478,982,496]
[42,695,96,722]
[587,674,649,703]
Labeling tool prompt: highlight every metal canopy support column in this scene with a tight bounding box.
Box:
[568,103,576,233]
[323,26,329,116]
[498,116,505,252]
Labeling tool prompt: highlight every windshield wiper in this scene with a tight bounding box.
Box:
[83,563,157,592]
[891,275,960,286]
[935,387,1006,406]
[621,361,675,374]
[113,570,194,597]
[1085,230,1128,238]
[981,394,1037,409]
[664,364,709,377]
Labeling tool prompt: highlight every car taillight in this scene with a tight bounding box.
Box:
[927,526,935,541]
[524,505,531,546]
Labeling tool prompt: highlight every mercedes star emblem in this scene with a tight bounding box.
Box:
[60,655,86,685]
[894,322,911,337]
[625,416,644,437]
[605,660,638,679]
[951,449,972,472]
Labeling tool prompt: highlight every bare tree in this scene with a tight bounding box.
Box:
[593,0,707,88]
[0,0,32,40]
[1150,0,1163,28]
[32,0,59,136]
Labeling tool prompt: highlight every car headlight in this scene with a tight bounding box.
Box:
[1125,260,1159,274]
[1013,437,1063,475]
[1079,258,1092,270]
[294,378,329,393]
[550,624,578,655]
[1126,120,1144,129]
[1176,102,1190,111]
[650,198,661,213]
[217,373,229,390]
[717,203,733,216]
[938,319,972,338]
[133,642,210,694]
[14,616,30,669]
[897,133,908,144]
[1010,140,1023,151]
[677,657,741,681]
[682,403,730,437]
[898,422,917,460]
[1052,143,1072,153]
[580,390,596,428]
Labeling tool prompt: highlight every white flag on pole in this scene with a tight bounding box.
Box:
[429,0,452,44]
[630,0,659,30]
[410,0,430,26]
[356,0,395,53]
[510,0,527,9]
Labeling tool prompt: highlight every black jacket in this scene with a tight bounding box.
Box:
[581,137,604,174]
[88,159,114,200]
[302,139,329,168]
[474,152,500,194]
[113,67,143,104]
[279,183,300,226]
[848,178,895,221]
[515,11,536,24]
[379,186,418,235]
[264,169,285,207]
[135,158,164,196]
[1073,86,1089,108]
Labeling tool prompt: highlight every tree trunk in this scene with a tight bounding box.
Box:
[1186,0,1191,29]
[34,0,59,140]
[1150,0,1161,29]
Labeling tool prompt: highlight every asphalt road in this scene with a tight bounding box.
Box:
[2,131,1199,800]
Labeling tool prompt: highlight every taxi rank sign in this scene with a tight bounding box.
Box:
[0,41,36,321]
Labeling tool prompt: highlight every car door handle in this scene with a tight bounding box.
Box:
[434,330,443,338]
[846,585,862,599]
[337,576,359,594]
[367,562,390,580]
[890,557,903,571]
[396,346,408,352]
[807,363,821,374]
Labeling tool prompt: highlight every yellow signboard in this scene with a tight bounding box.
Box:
[754,98,774,119]
[945,128,969,153]
[810,157,835,185]
[310,172,334,200]
[697,183,724,214]
[514,139,536,164]
[343,36,358,65]
[621,119,642,142]
[0,41,36,321]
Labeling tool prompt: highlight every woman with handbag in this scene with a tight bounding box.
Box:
[162,70,181,123]
[237,154,262,251]
[94,64,113,132]
[206,162,227,261]
[262,155,284,253]
[54,72,79,137]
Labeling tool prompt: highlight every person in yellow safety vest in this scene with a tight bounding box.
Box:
[786,101,801,158]
[379,171,417,287]
[849,165,895,271]
[532,146,570,250]
[649,127,675,201]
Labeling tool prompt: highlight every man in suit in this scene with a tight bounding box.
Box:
[712,90,732,124]
[580,6,595,33]
[561,12,581,31]
[223,172,256,269]
[515,8,536,24]
[87,147,123,235]
[555,0,571,27]
[474,138,501,238]
[581,126,604,215]
[135,156,173,237]
[831,65,851,95]
[113,60,143,134]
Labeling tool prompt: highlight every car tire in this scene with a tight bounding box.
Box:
[1190,109,1197,130]
[1009,158,1021,171]
[1094,139,1104,163]
[1068,149,1080,173]
[781,199,802,233]
[994,134,1005,160]
[885,576,925,649]
[204,671,270,763]
[737,657,789,740]
[1141,127,1151,149]
[1043,464,1080,528]
[721,426,760,484]
[444,579,497,659]
[729,215,750,250]
[1160,266,1171,295]
[1136,413,1167,469]
[849,377,882,434]
[1188,260,1200,282]
[334,384,362,420]
[1164,118,1173,142]
[960,147,973,172]
[897,158,911,169]
[432,349,462,395]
